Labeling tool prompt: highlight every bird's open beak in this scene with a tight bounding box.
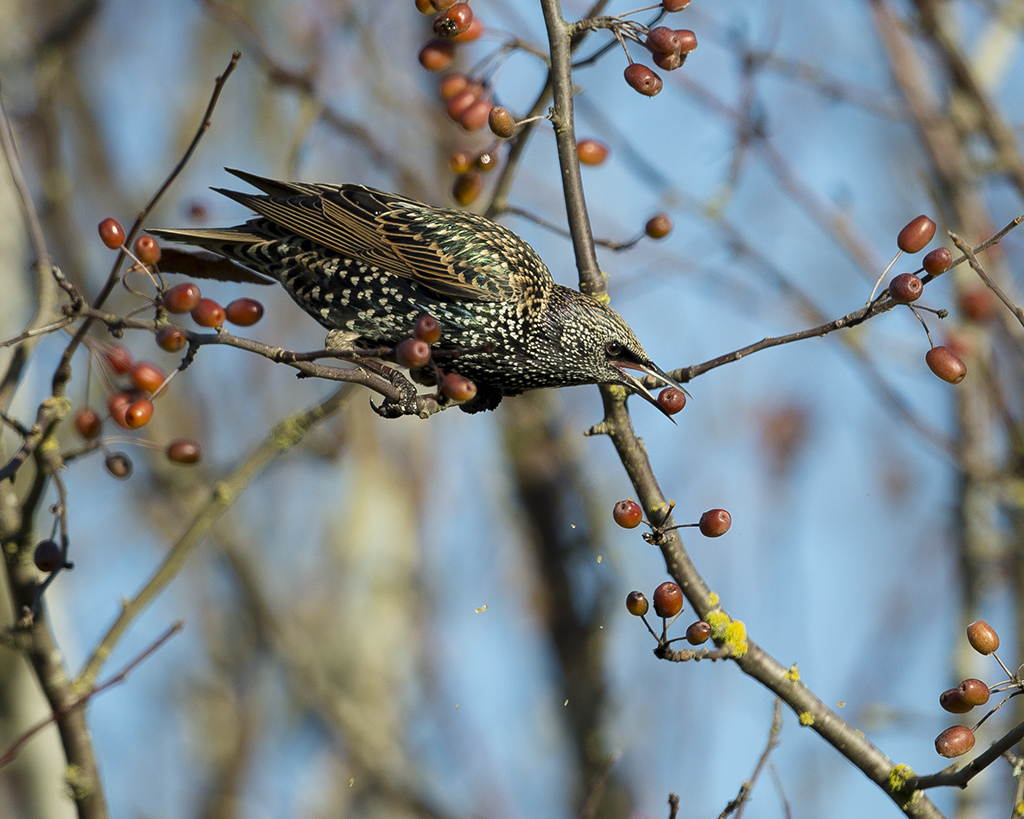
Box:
[613,361,689,419]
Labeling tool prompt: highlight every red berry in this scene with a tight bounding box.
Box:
[939,688,973,714]
[625,591,649,616]
[458,98,493,131]
[646,26,682,55]
[125,398,154,429]
[897,215,937,253]
[657,387,686,415]
[645,214,673,239]
[396,338,432,369]
[488,106,516,138]
[98,218,126,249]
[131,361,166,393]
[653,51,684,71]
[418,39,455,71]
[699,508,732,537]
[577,139,609,166]
[957,678,990,707]
[433,3,472,38]
[446,88,480,121]
[108,392,133,429]
[104,345,133,375]
[925,346,967,384]
[452,172,483,206]
[653,581,683,618]
[685,621,711,645]
[613,499,643,529]
[922,247,952,275]
[156,325,187,353]
[889,273,923,303]
[452,16,484,42]
[225,298,264,327]
[624,63,663,96]
[662,0,691,10]
[34,539,63,572]
[191,298,226,328]
[439,73,470,101]
[967,620,999,654]
[415,314,442,344]
[134,235,161,265]
[440,373,477,402]
[935,725,975,758]
[676,29,698,53]
[167,439,202,464]
[105,452,133,479]
[163,282,202,313]
[74,408,103,440]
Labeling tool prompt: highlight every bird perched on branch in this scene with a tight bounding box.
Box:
[150,168,679,414]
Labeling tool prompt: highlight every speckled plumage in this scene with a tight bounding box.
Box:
[150,169,677,412]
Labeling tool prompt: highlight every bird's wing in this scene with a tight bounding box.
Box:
[214,178,551,302]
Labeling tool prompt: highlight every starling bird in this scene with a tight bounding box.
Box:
[150,169,678,413]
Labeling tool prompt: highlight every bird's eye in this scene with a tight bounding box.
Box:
[605,341,623,358]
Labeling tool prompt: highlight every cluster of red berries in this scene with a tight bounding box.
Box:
[933,620,1001,758]
[625,583,711,645]
[612,499,732,537]
[162,280,264,332]
[884,215,968,385]
[394,314,478,403]
[623,3,697,98]
[416,0,483,47]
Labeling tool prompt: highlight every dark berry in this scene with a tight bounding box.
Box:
[488,106,516,138]
[699,508,731,537]
[577,139,609,166]
[685,621,712,645]
[134,235,161,265]
[156,325,187,353]
[958,288,997,323]
[34,539,63,572]
[167,439,202,464]
[653,581,683,618]
[646,26,682,55]
[98,218,126,249]
[191,298,226,328]
[624,63,663,96]
[653,51,683,71]
[889,273,923,303]
[662,0,691,10]
[939,688,973,714]
[676,29,698,53]
[926,346,967,384]
[922,247,952,275]
[475,151,498,172]
[613,499,643,529]
[645,214,673,239]
[440,373,477,402]
[415,314,442,344]
[418,39,455,71]
[458,98,493,131]
[164,282,202,314]
[657,387,686,415]
[131,361,166,393]
[74,408,103,439]
[225,298,264,327]
[935,725,975,758]
[446,88,480,121]
[897,215,936,253]
[625,591,649,616]
[967,620,999,654]
[396,338,431,369]
[105,452,133,479]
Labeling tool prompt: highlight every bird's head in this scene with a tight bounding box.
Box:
[532,287,683,415]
